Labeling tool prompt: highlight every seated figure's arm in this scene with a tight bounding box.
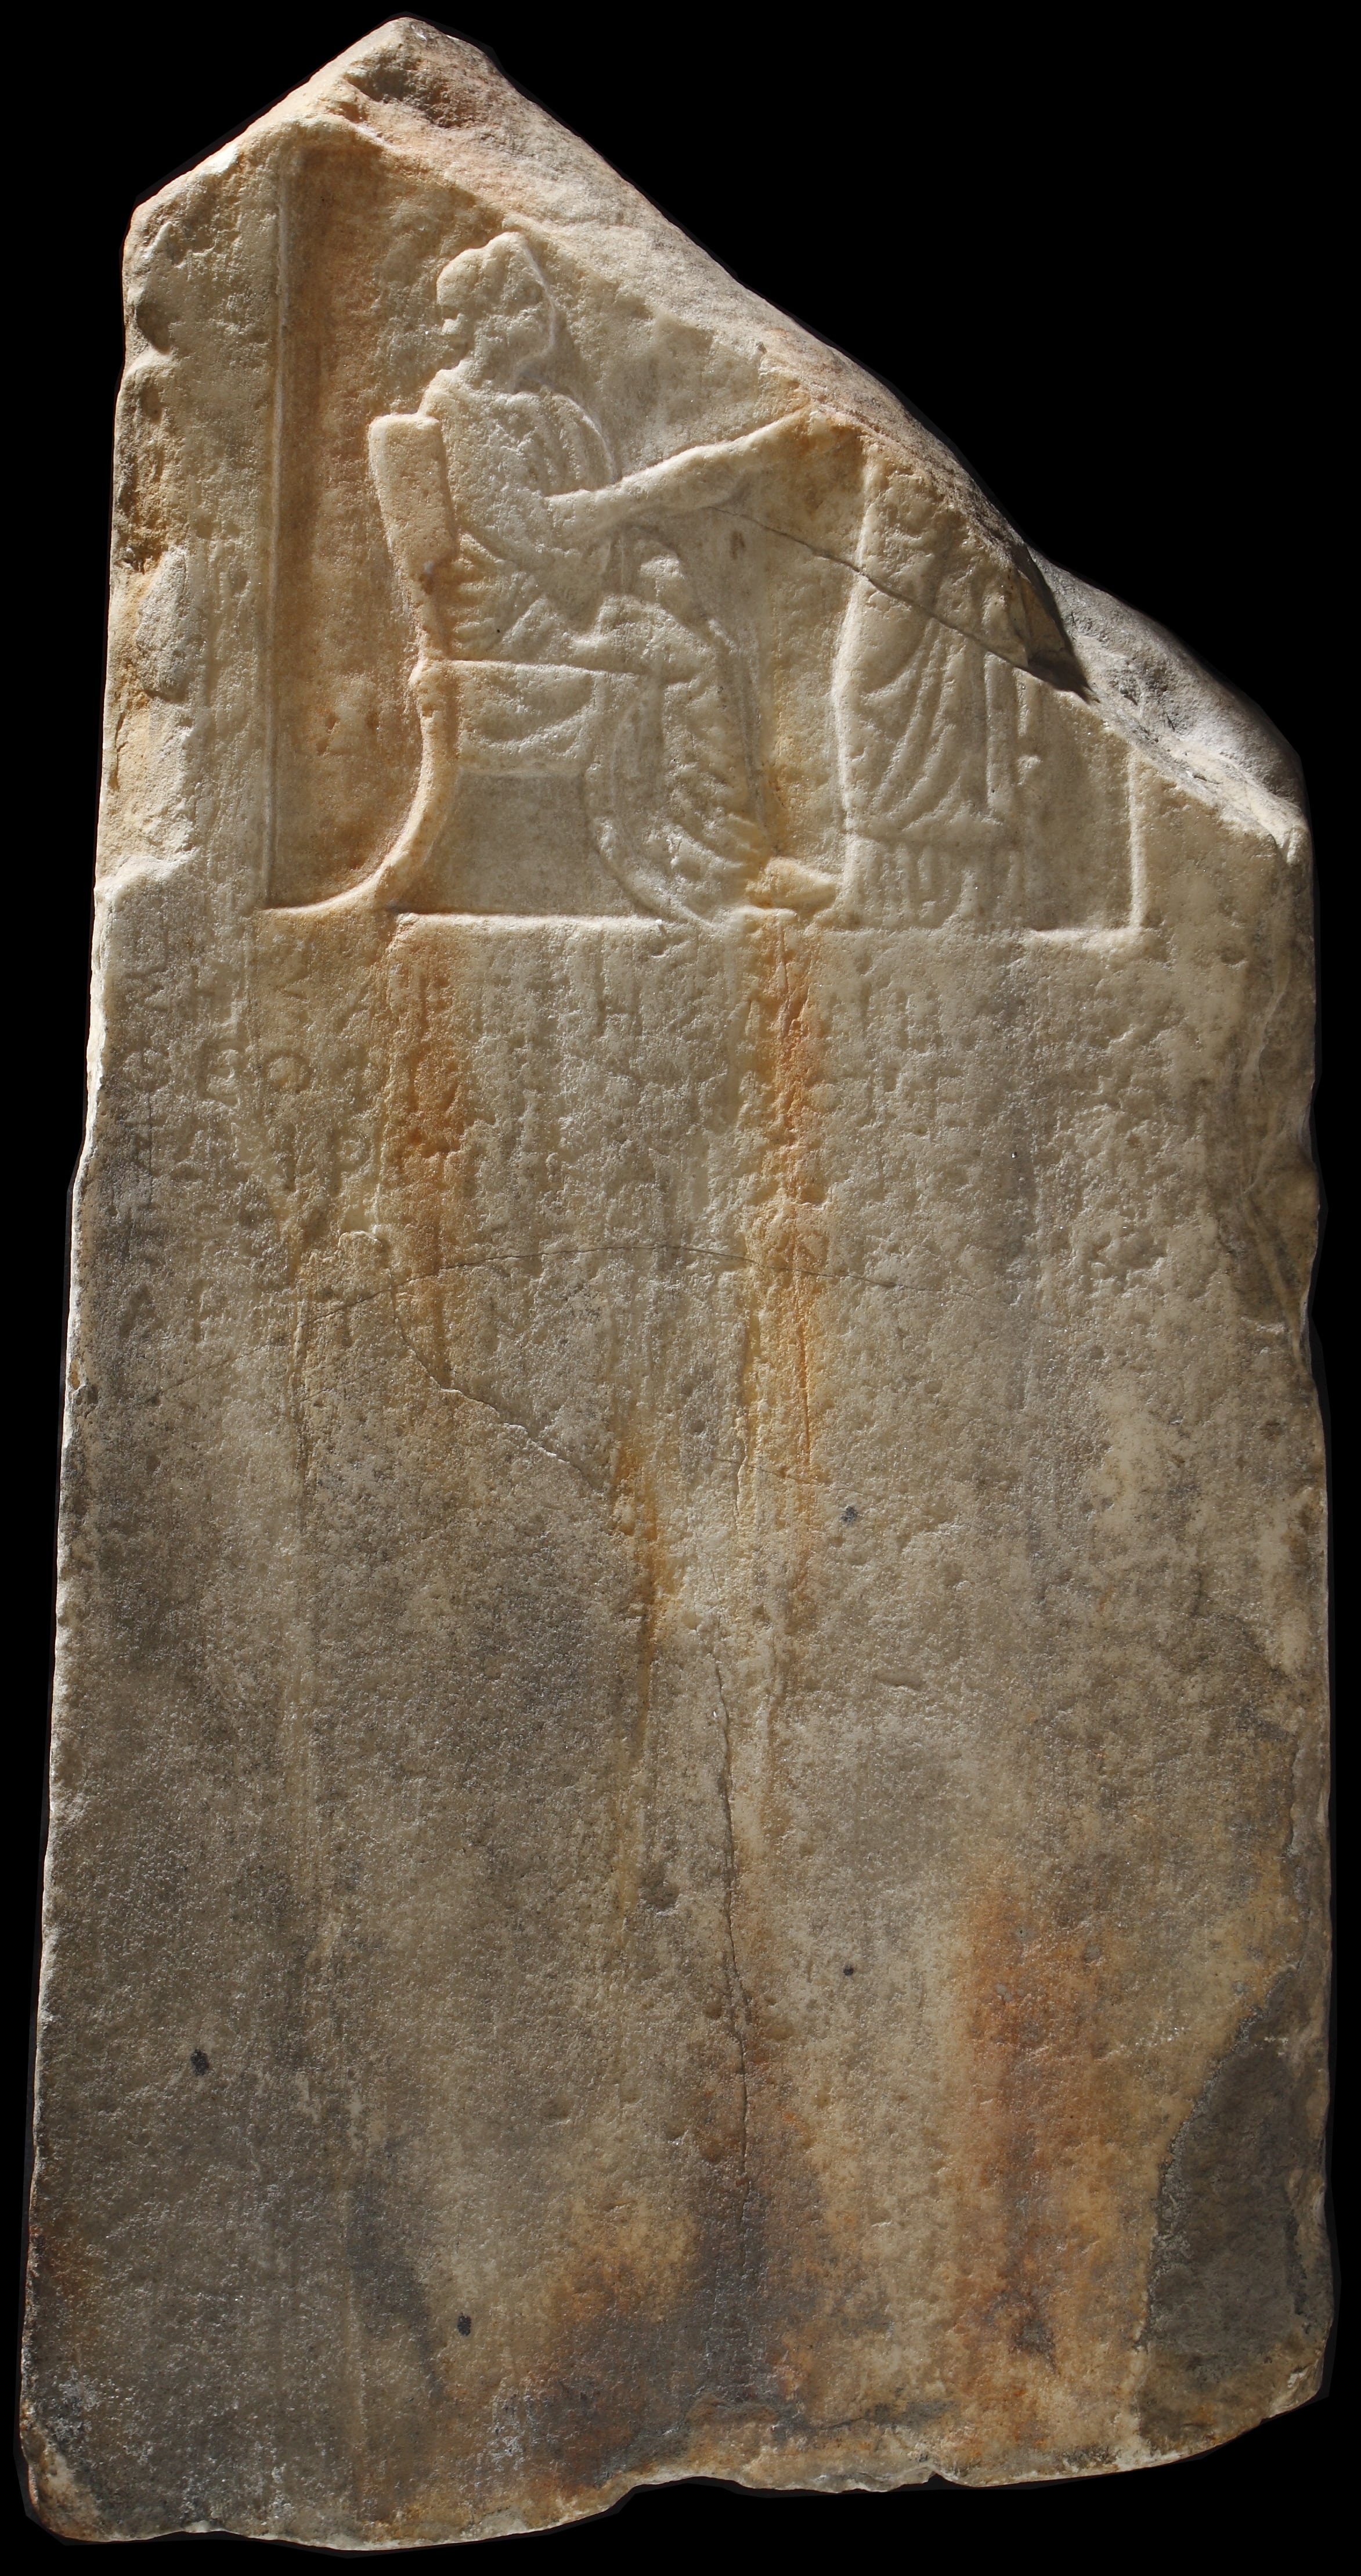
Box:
[369,413,460,657]
[545,410,809,547]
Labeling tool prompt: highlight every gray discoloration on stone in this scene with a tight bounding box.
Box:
[1138,1969,1331,2446]
[24,17,1328,2541]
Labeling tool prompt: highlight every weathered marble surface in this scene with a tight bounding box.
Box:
[24,17,1328,2541]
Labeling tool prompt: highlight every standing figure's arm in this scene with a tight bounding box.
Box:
[369,413,460,658]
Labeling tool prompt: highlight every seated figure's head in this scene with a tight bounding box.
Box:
[436,232,554,377]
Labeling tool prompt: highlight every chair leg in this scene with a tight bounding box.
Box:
[363,658,461,910]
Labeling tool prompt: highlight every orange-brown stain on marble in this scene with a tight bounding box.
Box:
[23,2220,96,2328]
[511,2203,701,2516]
[23,2216,149,2539]
[670,914,840,2417]
[384,939,471,1389]
[608,1430,670,1927]
[741,917,828,1541]
[939,1879,1136,2466]
[757,405,867,545]
[742,2088,876,2420]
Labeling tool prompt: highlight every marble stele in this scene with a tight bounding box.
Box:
[24,17,1328,2544]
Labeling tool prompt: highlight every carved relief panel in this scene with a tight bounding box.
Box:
[262,134,1134,931]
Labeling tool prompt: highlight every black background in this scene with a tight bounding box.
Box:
[12,6,1341,2555]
